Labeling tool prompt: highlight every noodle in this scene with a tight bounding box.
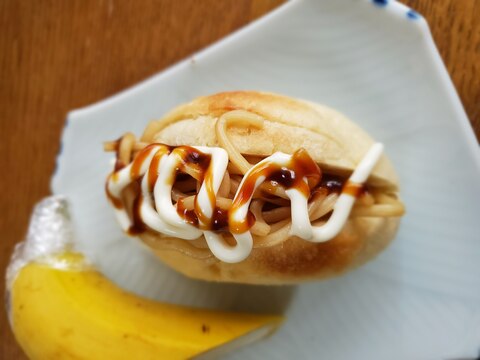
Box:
[268,218,291,233]
[227,162,244,175]
[263,207,290,223]
[310,193,338,221]
[229,176,241,196]
[181,162,204,181]
[260,196,291,207]
[375,193,401,204]
[215,110,264,174]
[352,193,404,217]
[177,195,232,210]
[250,200,271,236]
[244,155,265,165]
[260,181,288,199]
[218,171,230,198]
[254,193,333,248]
[357,192,375,206]
[140,236,217,263]
[171,188,187,202]
[307,191,327,221]
[254,220,291,248]
[174,178,197,193]
[352,204,404,217]
[103,141,117,151]
[216,110,289,200]
[119,132,136,165]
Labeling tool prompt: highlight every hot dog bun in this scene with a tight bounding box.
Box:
[127,91,402,284]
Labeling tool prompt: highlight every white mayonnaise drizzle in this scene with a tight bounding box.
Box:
[106,143,383,263]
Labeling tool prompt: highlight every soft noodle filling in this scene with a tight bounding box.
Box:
[104,110,404,262]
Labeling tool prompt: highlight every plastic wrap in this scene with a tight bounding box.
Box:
[5,196,78,322]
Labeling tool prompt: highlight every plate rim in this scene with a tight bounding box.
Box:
[52,0,479,191]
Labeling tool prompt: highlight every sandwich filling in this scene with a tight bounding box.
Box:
[105,111,404,263]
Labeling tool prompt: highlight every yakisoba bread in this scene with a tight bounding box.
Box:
[104,91,404,284]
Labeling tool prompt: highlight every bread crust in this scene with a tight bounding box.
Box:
[154,91,398,188]
[132,91,402,284]
[140,216,399,284]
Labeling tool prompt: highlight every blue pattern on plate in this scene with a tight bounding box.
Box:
[372,0,388,7]
[407,9,420,20]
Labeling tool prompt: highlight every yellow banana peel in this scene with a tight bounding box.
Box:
[6,197,283,359]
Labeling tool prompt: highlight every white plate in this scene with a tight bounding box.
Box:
[52,0,480,359]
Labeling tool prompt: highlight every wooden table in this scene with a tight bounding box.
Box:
[1,0,478,357]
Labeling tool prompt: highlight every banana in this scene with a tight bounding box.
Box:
[6,197,283,359]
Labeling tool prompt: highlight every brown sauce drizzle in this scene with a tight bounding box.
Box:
[107,142,367,237]
[268,168,296,189]
[171,146,214,227]
[176,198,200,227]
[228,211,256,234]
[166,146,224,230]
[130,144,159,179]
[175,146,211,182]
[318,174,366,198]
[112,138,124,182]
[147,150,162,192]
[176,173,192,182]
[171,143,258,231]
[342,180,365,198]
[229,148,321,234]
[194,167,216,226]
[210,207,230,232]
[105,175,124,209]
[127,193,146,235]
[319,174,344,194]
[266,148,321,198]
[107,142,169,212]
[147,146,171,192]
[176,199,249,233]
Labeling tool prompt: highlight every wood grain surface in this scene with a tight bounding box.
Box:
[0,0,478,358]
